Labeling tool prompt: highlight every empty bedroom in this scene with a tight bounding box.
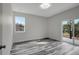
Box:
[0,3,79,55]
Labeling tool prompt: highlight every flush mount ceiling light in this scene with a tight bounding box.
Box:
[40,3,51,9]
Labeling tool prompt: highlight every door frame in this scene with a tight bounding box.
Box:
[2,3,13,55]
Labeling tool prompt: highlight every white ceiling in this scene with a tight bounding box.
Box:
[12,3,79,17]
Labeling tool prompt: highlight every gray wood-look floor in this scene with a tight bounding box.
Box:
[11,39,79,55]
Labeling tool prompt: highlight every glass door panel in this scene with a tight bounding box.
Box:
[74,18,79,45]
[63,20,73,43]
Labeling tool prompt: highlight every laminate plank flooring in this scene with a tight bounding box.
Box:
[11,39,79,55]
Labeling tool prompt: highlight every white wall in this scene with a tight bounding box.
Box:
[48,6,79,41]
[0,4,2,55]
[13,5,79,43]
[2,4,13,55]
[13,12,48,43]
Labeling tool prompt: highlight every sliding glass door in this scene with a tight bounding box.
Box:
[74,18,79,45]
[63,20,73,44]
[63,18,79,45]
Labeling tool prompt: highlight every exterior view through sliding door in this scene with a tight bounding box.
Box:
[63,18,79,45]
[74,18,79,45]
[63,20,73,44]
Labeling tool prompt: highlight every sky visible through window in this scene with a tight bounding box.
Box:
[63,19,79,24]
[15,16,25,25]
[63,21,68,24]
[74,19,79,24]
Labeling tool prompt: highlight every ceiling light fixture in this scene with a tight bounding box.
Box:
[40,3,51,9]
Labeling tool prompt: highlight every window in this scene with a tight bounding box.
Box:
[15,16,25,32]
